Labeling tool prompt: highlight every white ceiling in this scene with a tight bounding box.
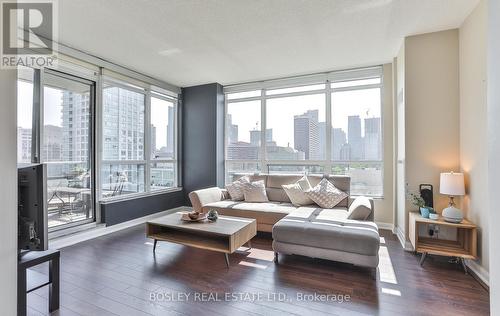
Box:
[58,0,479,87]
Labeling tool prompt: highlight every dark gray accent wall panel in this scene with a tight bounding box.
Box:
[101,190,184,226]
[182,83,225,204]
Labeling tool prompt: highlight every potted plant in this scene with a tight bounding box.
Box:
[407,192,433,218]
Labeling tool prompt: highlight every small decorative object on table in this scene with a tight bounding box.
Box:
[428,213,439,220]
[181,211,207,222]
[207,210,218,222]
[407,191,435,218]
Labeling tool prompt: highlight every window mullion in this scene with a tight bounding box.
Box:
[144,90,152,193]
[260,90,266,173]
[325,80,332,174]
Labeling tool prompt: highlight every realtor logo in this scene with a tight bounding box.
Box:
[1,0,58,68]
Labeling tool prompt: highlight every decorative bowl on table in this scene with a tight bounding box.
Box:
[181,211,207,222]
[429,213,439,220]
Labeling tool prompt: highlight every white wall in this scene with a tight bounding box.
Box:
[373,63,395,227]
[488,0,500,312]
[0,69,18,314]
[395,43,407,246]
[459,0,489,282]
[404,29,461,217]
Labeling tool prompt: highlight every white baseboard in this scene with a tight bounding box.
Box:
[49,206,188,250]
[465,259,490,287]
[376,222,394,231]
[395,225,413,251]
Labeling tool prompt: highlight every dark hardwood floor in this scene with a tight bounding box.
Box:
[27,225,490,316]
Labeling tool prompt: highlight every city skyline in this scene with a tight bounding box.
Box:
[227,111,381,161]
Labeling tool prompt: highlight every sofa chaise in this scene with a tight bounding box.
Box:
[188,174,380,268]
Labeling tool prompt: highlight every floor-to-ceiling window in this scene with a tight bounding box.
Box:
[43,71,95,228]
[16,59,180,232]
[224,66,384,197]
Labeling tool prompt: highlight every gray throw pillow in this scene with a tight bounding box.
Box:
[347,196,372,220]
[305,178,348,209]
[242,180,269,202]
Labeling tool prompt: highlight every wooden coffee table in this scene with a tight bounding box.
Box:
[146,212,257,267]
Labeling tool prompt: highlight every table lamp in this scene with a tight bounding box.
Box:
[439,172,465,223]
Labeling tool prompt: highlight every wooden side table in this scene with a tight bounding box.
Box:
[409,212,477,273]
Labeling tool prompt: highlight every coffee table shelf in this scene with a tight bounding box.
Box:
[146,212,256,267]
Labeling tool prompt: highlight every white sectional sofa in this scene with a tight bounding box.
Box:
[188,174,380,268]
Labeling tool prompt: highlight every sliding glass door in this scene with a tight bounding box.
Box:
[42,71,95,229]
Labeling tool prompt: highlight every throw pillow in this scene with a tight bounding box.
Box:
[347,196,372,220]
[282,177,314,206]
[225,176,249,201]
[242,180,269,202]
[305,178,348,209]
[296,176,312,192]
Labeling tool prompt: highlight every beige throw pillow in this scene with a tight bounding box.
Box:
[347,196,372,220]
[225,176,249,201]
[296,176,312,192]
[282,177,314,206]
[305,178,348,209]
[242,180,269,202]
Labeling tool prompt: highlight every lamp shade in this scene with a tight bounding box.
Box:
[439,172,465,196]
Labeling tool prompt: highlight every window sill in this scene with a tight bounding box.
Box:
[99,187,183,204]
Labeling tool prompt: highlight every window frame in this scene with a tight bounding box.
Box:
[223,66,384,198]
[99,78,180,202]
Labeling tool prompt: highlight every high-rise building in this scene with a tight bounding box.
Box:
[364,117,381,160]
[227,114,238,144]
[102,87,145,161]
[332,128,347,160]
[249,128,272,146]
[43,125,63,161]
[226,141,259,160]
[61,91,90,163]
[294,110,320,159]
[318,122,326,159]
[348,115,363,160]
[166,106,174,157]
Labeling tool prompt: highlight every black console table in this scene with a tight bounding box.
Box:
[18,249,60,316]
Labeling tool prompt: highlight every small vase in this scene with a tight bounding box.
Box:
[420,207,430,218]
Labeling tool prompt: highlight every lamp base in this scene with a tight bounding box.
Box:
[442,205,463,223]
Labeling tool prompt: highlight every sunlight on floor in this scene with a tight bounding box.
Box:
[378,245,398,285]
[381,287,402,296]
[238,261,268,269]
[237,247,275,261]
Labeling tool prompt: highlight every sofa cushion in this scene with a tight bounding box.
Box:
[266,187,291,203]
[282,182,314,206]
[305,178,348,209]
[266,175,303,188]
[347,196,372,220]
[202,201,297,224]
[243,180,269,202]
[273,207,380,256]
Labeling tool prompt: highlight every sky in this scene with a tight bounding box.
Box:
[228,88,381,148]
[151,97,173,149]
[18,82,72,128]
